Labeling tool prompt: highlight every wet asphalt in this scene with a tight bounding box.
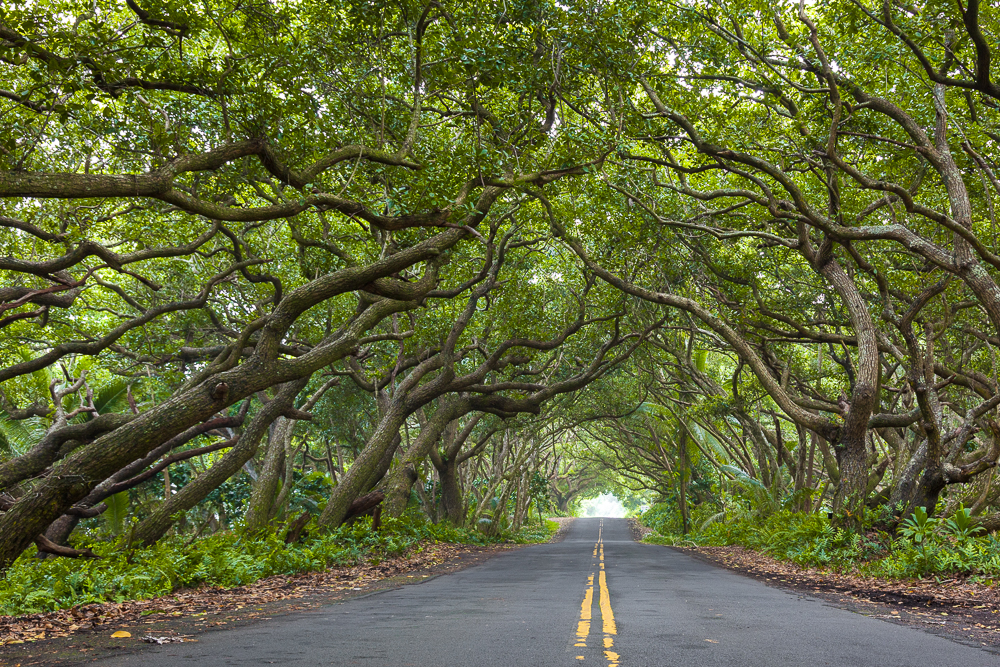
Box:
[94,517,999,666]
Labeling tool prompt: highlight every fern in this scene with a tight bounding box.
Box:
[105,492,130,536]
[91,379,135,416]
[0,416,46,457]
[718,464,766,490]
[0,509,534,616]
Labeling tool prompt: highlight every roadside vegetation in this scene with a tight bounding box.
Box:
[642,502,1000,581]
[0,513,557,617]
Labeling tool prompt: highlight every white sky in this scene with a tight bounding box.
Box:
[579,493,626,518]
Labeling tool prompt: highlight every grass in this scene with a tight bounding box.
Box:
[640,504,1000,580]
[0,512,555,617]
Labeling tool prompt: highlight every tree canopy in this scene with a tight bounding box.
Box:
[2,0,1000,572]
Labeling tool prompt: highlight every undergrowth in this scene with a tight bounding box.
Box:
[640,503,1000,581]
[0,512,553,617]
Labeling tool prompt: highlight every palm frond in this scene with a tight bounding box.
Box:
[719,464,766,490]
[0,416,46,457]
[92,378,133,416]
[105,491,129,536]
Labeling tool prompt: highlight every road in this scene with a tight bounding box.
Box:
[96,518,998,666]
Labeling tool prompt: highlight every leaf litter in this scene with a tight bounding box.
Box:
[0,540,517,660]
[627,518,1000,651]
[675,544,1000,651]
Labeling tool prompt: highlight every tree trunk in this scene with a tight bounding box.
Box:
[909,467,948,516]
[815,255,880,527]
[832,433,870,526]
[0,293,420,569]
[678,428,689,535]
[805,432,817,508]
[270,438,301,523]
[244,416,292,533]
[317,404,405,528]
[794,425,808,512]
[437,458,465,525]
[383,401,466,518]
[383,466,420,518]
[41,514,79,551]
[511,474,526,531]
[39,414,248,550]
[130,379,306,546]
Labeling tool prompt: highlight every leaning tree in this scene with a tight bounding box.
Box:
[550,0,1000,526]
[0,0,617,567]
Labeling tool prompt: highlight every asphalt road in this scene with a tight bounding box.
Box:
[96,518,998,666]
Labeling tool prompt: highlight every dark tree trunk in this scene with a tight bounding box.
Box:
[833,435,870,525]
[678,428,689,535]
[41,514,79,550]
[343,490,385,524]
[284,511,311,544]
[437,458,464,526]
[0,226,467,569]
[130,379,306,546]
[383,400,466,518]
[244,417,290,533]
[317,403,408,528]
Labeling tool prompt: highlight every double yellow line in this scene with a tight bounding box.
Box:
[574,519,619,665]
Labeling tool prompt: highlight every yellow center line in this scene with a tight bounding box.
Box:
[575,574,594,648]
[599,568,619,666]
[598,569,616,635]
[574,522,619,666]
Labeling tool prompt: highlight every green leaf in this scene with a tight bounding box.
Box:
[718,464,766,490]
[105,492,129,537]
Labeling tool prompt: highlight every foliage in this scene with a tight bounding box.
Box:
[639,502,682,536]
[4,0,1000,604]
[0,513,551,616]
[643,507,1000,580]
[509,519,561,545]
[103,492,129,538]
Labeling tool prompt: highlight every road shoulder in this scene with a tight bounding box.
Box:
[0,541,520,666]
[629,523,1000,655]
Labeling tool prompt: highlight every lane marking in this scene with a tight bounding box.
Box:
[599,570,616,635]
[598,521,618,666]
[573,520,619,666]
[575,574,594,647]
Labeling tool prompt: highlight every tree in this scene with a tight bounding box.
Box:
[0,0,614,567]
[554,0,1000,526]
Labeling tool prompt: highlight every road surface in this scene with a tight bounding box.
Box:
[96,517,998,666]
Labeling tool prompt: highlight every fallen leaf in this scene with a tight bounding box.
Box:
[111,631,131,638]
[1,542,515,649]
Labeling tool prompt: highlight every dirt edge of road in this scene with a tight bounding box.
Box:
[0,539,531,667]
[547,516,575,542]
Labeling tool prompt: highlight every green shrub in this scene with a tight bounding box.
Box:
[641,505,1000,579]
[0,511,548,616]
[640,502,682,535]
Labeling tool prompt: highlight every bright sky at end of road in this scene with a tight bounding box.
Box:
[580,493,626,518]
